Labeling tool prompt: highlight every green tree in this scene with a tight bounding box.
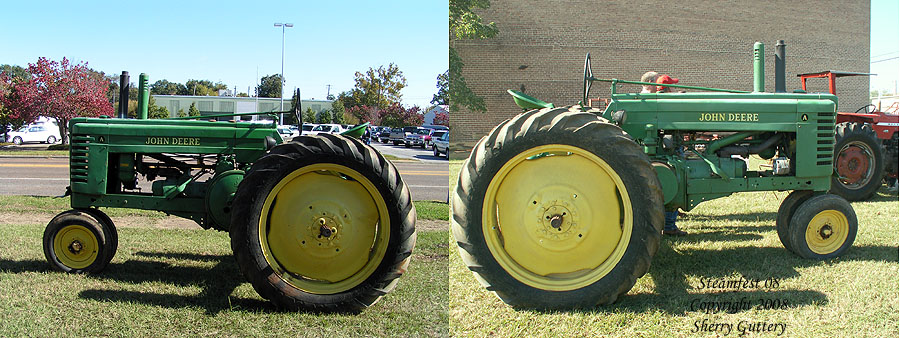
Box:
[148,96,170,119]
[150,79,186,95]
[286,90,302,124]
[315,109,332,124]
[303,107,316,124]
[181,79,227,96]
[331,99,346,123]
[349,64,407,109]
[431,70,449,105]
[331,109,344,124]
[188,102,200,117]
[257,74,283,98]
[0,64,29,80]
[177,108,186,118]
[450,0,498,113]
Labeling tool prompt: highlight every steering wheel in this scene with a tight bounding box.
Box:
[853,104,876,115]
[582,53,593,107]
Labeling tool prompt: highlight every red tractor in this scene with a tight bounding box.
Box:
[799,71,899,200]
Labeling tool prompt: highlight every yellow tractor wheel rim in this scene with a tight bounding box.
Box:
[259,163,390,294]
[805,210,849,254]
[483,144,633,291]
[54,225,99,269]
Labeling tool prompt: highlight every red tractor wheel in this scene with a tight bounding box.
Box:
[830,122,885,201]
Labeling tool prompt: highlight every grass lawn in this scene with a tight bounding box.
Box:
[0,149,68,157]
[449,160,899,337]
[0,196,449,337]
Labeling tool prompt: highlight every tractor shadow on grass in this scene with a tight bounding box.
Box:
[525,242,898,315]
[0,253,272,315]
[78,252,273,314]
[600,242,898,315]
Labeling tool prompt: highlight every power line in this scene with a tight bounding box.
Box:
[871,50,899,58]
[871,56,899,64]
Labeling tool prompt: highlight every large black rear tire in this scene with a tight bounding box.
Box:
[230,134,416,312]
[831,122,884,201]
[452,106,664,309]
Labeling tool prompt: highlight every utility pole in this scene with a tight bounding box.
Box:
[274,22,294,124]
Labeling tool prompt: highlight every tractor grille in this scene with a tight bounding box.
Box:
[814,112,835,166]
[69,134,92,183]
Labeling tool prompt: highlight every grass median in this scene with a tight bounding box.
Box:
[0,196,449,337]
[449,160,898,337]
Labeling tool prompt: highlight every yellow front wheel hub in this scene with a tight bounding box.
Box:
[805,210,850,254]
[53,225,99,269]
[483,144,632,291]
[259,163,390,294]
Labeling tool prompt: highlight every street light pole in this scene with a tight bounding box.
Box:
[274,22,293,124]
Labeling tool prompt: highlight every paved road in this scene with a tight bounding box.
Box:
[369,140,448,164]
[0,156,448,201]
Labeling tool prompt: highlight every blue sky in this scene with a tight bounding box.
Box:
[0,1,449,108]
[0,1,894,104]
[870,0,899,95]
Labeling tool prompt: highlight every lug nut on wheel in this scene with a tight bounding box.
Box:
[550,214,563,229]
[69,240,82,254]
[820,224,833,239]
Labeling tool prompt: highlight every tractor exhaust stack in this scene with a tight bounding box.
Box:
[775,40,786,93]
[118,71,129,119]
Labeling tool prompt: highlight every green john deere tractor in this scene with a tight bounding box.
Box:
[452,42,858,309]
[44,76,416,312]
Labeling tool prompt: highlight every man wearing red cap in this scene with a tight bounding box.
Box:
[653,73,688,235]
[640,71,659,93]
[656,74,679,93]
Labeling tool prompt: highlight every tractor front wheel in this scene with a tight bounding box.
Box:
[775,190,814,253]
[43,210,117,273]
[230,134,416,312]
[787,194,857,259]
[831,122,884,201]
[452,106,664,309]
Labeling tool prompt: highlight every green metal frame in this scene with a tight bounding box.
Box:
[594,91,837,211]
[519,42,840,212]
[68,116,281,229]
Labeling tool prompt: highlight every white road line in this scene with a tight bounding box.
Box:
[408,185,448,188]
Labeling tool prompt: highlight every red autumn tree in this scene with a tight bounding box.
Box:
[347,105,382,126]
[433,111,449,126]
[347,103,423,127]
[0,57,113,144]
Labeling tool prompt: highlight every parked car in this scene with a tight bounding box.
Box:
[433,131,449,159]
[308,124,345,135]
[422,128,445,148]
[376,127,391,143]
[389,126,419,145]
[277,125,299,139]
[7,124,61,145]
[300,123,317,136]
[405,128,432,148]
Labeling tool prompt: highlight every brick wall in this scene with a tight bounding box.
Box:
[450,0,871,158]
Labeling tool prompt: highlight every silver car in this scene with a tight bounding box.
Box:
[432,131,449,159]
